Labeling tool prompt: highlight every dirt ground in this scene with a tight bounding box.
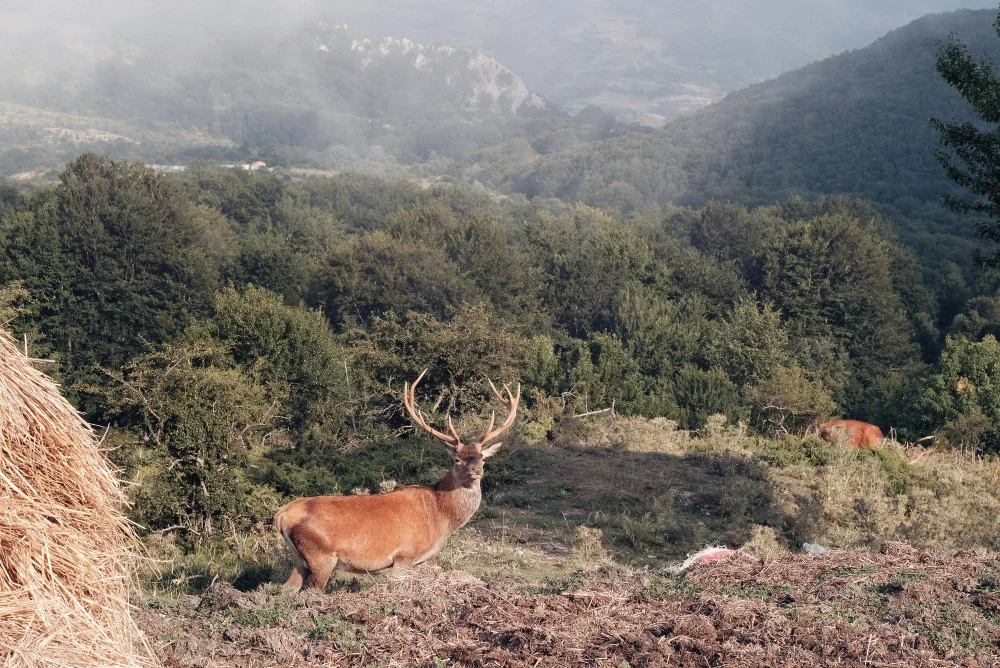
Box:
[139,542,1000,667]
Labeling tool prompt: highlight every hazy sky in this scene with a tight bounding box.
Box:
[3,0,997,106]
[8,1,996,40]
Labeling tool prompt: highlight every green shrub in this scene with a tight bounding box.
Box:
[923,335,1000,451]
[748,365,836,436]
[212,285,351,447]
[100,339,282,546]
[563,333,678,418]
[675,365,743,429]
[706,297,789,388]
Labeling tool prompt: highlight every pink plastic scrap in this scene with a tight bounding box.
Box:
[676,546,739,572]
[697,548,736,564]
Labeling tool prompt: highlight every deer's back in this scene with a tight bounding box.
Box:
[820,419,883,448]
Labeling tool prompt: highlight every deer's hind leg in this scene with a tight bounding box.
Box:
[281,529,310,590]
[285,562,308,590]
[305,552,338,591]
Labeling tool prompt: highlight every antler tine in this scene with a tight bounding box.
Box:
[402,370,424,425]
[446,413,463,445]
[403,370,459,445]
[487,377,509,407]
[475,380,521,448]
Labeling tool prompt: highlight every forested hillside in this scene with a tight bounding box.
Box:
[488,9,997,272]
[3,8,1000,586]
[5,8,997,284]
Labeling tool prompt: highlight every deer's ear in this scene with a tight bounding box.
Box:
[444,441,459,458]
[480,441,503,458]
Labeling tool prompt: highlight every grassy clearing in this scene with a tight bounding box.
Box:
[471,416,1000,571]
[134,418,1000,664]
[142,415,1000,596]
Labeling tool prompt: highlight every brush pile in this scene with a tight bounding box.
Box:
[0,332,155,667]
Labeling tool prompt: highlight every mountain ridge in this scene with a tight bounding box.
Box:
[485,8,997,270]
[318,0,996,124]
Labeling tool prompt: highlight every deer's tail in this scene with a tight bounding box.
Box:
[274,504,305,567]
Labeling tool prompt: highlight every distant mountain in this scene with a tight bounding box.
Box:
[0,16,582,175]
[321,25,547,116]
[323,0,995,125]
[486,9,998,269]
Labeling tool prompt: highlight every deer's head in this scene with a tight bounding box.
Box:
[403,370,520,487]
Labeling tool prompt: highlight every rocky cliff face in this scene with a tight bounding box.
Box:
[313,21,546,116]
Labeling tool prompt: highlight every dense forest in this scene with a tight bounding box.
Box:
[0,154,998,546]
[3,9,996,282]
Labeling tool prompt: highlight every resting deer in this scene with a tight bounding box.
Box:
[818,419,883,449]
[274,371,520,590]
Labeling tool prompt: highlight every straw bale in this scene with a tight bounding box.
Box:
[0,331,157,667]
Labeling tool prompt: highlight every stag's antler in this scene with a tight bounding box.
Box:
[404,370,460,446]
[473,378,520,450]
[404,371,520,450]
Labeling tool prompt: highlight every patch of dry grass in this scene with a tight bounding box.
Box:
[567,526,612,571]
[510,415,1000,560]
[436,525,559,581]
[743,525,789,562]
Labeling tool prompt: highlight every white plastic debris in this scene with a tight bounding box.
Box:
[803,542,828,555]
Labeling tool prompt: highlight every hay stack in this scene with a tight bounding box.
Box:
[0,332,156,667]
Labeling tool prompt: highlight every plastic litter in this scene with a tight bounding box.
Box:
[676,546,739,572]
[803,542,828,555]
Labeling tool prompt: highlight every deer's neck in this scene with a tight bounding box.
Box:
[433,472,483,533]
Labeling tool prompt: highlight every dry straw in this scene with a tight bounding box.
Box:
[0,331,157,667]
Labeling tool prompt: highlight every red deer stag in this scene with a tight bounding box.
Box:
[818,419,883,449]
[274,371,520,590]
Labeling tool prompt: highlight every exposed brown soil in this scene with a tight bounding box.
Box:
[138,542,1000,667]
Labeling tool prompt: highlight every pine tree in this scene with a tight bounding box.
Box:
[930,9,1000,265]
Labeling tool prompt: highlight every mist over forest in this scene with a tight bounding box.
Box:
[3,0,1000,452]
[3,0,995,122]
